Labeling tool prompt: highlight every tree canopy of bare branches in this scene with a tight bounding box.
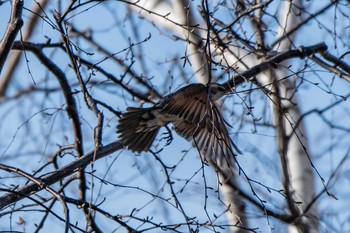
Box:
[0,1,350,233]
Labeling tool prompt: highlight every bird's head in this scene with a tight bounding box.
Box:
[209,83,227,101]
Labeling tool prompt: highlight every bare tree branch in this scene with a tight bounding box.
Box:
[0,0,23,74]
[0,164,70,233]
[222,43,329,91]
[0,141,122,209]
[0,0,49,96]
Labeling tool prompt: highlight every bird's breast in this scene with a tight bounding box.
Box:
[136,110,177,132]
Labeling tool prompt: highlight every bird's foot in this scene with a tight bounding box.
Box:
[161,126,173,146]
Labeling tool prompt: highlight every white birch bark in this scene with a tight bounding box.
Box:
[128,0,209,82]
[273,1,319,232]
[208,0,319,231]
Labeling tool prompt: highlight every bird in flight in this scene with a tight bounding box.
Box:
[117,83,240,163]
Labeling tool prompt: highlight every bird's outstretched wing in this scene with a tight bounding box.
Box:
[159,84,208,124]
[160,84,240,164]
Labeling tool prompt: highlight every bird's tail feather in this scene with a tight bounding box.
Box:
[117,107,159,153]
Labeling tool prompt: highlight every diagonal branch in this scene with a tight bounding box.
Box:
[0,141,122,209]
[222,42,328,90]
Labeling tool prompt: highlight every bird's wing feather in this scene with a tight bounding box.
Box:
[117,107,160,152]
[160,84,209,124]
[173,97,241,165]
